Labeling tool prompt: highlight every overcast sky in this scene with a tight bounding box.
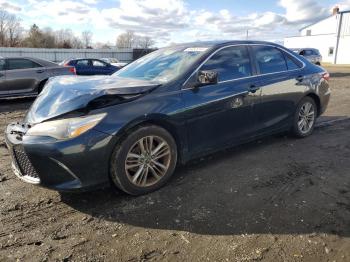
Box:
[1,0,350,46]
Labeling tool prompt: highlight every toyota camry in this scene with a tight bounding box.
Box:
[5,41,330,195]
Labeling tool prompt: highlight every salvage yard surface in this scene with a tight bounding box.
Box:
[0,66,350,261]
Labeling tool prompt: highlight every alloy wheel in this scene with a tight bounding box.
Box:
[125,136,171,187]
[297,102,315,134]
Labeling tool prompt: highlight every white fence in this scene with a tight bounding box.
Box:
[0,47,134,63]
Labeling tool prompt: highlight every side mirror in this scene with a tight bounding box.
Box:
[196,70,218,87]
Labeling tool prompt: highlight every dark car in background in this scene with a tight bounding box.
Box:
[0,57,75,98]
[5,41,330,195]
[61,58,120,76]
[291,48,322,65]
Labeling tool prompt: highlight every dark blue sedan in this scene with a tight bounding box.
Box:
[61,58,120,75]
[5,41,330,195]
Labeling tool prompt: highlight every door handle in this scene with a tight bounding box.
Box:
[36,69,44,73]
[249,85,260,93]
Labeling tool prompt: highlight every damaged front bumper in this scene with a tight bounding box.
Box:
[5,122,115,192]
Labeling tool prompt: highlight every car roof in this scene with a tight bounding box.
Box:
[1,57,58,67]
[167,40,282,49]
[291,48,320,51]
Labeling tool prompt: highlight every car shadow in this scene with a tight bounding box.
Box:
[329,72,350,78]
[0,97,35,113]
[61,124,350,237]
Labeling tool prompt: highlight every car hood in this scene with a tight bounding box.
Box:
[25,75,160,124]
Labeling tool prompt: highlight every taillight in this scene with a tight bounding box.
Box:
[322,72,330,81]
[68,67,76,75]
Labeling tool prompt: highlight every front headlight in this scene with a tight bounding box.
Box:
[26,113,106,140]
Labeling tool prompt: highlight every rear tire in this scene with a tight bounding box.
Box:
[291,97,317,138]
[110,125,177,195]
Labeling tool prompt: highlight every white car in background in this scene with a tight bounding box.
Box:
[101,58,127,68]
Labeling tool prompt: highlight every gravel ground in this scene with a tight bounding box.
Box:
[0,66,349,261]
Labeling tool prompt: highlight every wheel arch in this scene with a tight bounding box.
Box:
[113,114,187,164]
[37,78,48,94]
[305,93,321,117]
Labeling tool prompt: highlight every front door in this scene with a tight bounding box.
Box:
[75,59,91,75]
[182,45,261,156]
[5,58,45,94]
[91,59,111,75]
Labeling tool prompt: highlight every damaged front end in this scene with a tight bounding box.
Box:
[25,75,160,124]
[5,75,160,190]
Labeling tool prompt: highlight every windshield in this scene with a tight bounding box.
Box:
[113,46,209,83]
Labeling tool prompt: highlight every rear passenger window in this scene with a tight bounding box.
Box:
[200,46,252,82]
[7,59,41,70]
[253,46,287,74]
[285,56,301,70]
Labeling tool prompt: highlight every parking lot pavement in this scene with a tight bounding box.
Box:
[0,66,350,261]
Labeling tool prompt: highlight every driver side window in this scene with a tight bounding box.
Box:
[200,46,252,82]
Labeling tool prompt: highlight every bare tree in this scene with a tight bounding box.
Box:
[22,24,43,47]
[116,31,135,48]
[41,27,56,48]
[137,36,155,49]
[7,14,22,47]
[81,30,93,48]
[116,31,155,49]
[0,10,9,46]
[55,29,83,49]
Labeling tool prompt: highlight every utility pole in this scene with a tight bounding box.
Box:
[246,30,249,40]
[334,12,343,64]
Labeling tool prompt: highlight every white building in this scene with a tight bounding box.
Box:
[284,8,350,64]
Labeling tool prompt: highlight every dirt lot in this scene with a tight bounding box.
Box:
[0,66,350,262]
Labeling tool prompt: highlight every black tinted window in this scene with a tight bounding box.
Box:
[201,46,252,82]
[7,59,41,70]
[253,46,287,74]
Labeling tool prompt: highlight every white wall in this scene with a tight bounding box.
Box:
[336,36,350,64]
[285,12,350,64]
[284,35,336,63]
[300,15,337,36]
[335,13,350,64]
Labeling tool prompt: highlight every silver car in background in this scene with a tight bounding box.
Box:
[100,58,127,68]
[291,48,322,65]
[0,57,76,98]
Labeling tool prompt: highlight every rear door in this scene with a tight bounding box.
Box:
[74,59,91,75]
[183,45,261,155]
[5,58,46,94]
[0,59,7,96]
[251,45,304,134]
[91,59,112,75]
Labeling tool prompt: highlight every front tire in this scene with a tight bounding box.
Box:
[110,125,177,195]
[291,97,317,138]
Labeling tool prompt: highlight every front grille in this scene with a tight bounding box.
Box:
[13,146,39,179]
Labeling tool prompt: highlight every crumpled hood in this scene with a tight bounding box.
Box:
[25,75,160,124]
